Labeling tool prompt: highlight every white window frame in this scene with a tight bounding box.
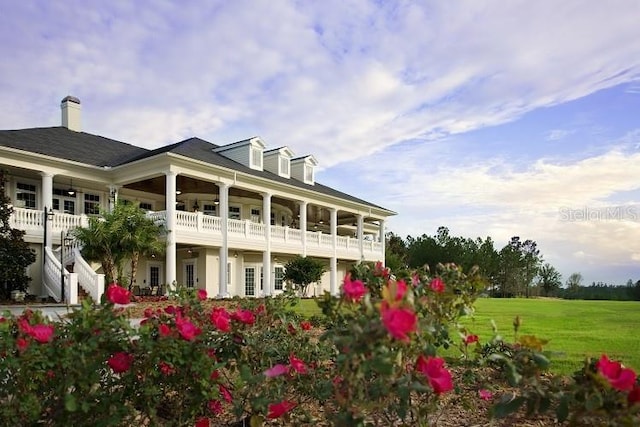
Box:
[274,266,285,292]
[183,259,197,288]
[250,206,261,223]
[229,205,241,220]
[84,193,101,215]
[244,266,256,297]
[16,181,38,209]
[147,262,163,287]
[251,146,263,169]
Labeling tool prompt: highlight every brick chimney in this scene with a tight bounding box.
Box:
[61,96,81,132]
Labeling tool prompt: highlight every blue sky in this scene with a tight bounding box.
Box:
[2,1,640,286]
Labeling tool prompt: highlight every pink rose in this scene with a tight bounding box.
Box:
[232,309,255,325]
[107,352,134,373]
[197,289,207,300]
[430,277,445,293]
[479,389,493,401]
[264,364,288,378]
[342,273,366,302]
[28,324,54,343]
[289,353,308,374]
[210,307,231,332]
[464,334,479,346]
[106,283,131,304]
[597,354,637,391]
[267,400,296,419]
[415,355,454,394]
[176,317,201,341]
[381,301,417,342]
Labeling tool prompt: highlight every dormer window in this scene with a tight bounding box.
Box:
[263,146,294,178]
[280,157,290,176]
[251,146,263,170]
[304,164,313,182]
[291,155,318,185]
[214,136,265,171]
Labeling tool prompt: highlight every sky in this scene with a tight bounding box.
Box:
[2,0,640,286]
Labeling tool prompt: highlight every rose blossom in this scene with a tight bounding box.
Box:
[197,289,207,300]
[107,352,134,373]
[300,321,312,331]
[289,353,308,374]
[208,399,223,415]
[232,309,255,325]
[219,384,232,403]
[597,354,637,391]
[479,389,493,401]
[415,355,454,394]
[373,261,390,279]
[430,277,445,293]
[210,307,231,332]
[267,400,296,419]
[195,417,210,427]
[16,337,29,352]
[176,317,201,341]
[628,385,640,406]
[106,283,131,304]
[342,273,366,302]
[264,364,288,378]
[28,324,55,343]
[464,334,479,346]
[381,301,417,342]
[158,323,171,337]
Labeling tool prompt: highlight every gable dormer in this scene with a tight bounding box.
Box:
[264,146,294,178]
[291,155,318,185]
[213,136,265,171]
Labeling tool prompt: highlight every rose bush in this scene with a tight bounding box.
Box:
[0,266,638,426]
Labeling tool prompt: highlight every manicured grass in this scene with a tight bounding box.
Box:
[291,297,640,375]
[460,298,640,375]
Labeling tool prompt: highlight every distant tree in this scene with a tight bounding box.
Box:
[566,272,583,293]
[0,170,36,299]
[537,263,562,297]
[283,256,326,296]
[495,237,541,298]
[385,231,407,272]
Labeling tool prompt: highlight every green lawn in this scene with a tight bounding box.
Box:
[292,297,640,375]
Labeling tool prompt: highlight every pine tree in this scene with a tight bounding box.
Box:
[0,170,36,299]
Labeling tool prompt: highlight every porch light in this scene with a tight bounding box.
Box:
[213,197,220,205]
[176,189,182,195]
[66,179,76,197]
[46,207,54,221]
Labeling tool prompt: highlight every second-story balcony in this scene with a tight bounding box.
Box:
[12,208,384,261]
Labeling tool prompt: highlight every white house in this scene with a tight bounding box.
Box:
[0,96,395,303]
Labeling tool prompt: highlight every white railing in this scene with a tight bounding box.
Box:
[43,246,78,304]
[9,207,44,230]
[72,247,104,303]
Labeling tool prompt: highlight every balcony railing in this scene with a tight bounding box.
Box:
[11,208,383,259]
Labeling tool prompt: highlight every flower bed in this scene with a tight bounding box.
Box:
[0,262,638,426]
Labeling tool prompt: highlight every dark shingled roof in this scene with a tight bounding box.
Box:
[0,126,148,167]
[0,128,392,212]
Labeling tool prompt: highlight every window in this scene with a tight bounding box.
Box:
[53,188,76,214]
[229,206,241,220]
[16,182,36,209]
[274,266,284,291]
[250,207,261,223]
[245,267,255,296]
[251,147,262,169]
[84,193,100,215]
[184,262,195,288]
[139,202,153,211]
[270,212,276,226]
[280,157,289,175]
[203,204,217,216]
[149,265,161,287]
[305,165,314,182]
[260,267,264,291]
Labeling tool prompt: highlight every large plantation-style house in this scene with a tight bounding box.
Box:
[0,97,395,303]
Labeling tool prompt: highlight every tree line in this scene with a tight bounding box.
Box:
[385,226,640,301]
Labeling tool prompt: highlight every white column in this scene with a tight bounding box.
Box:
[165,171,177,291]
[218,182,230,297]
[298,201,308,257]
[41,172,54,248]
[262,192,272,296]
[379,219,386,263]
[330,207,338,296]
[357,214,364,261]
